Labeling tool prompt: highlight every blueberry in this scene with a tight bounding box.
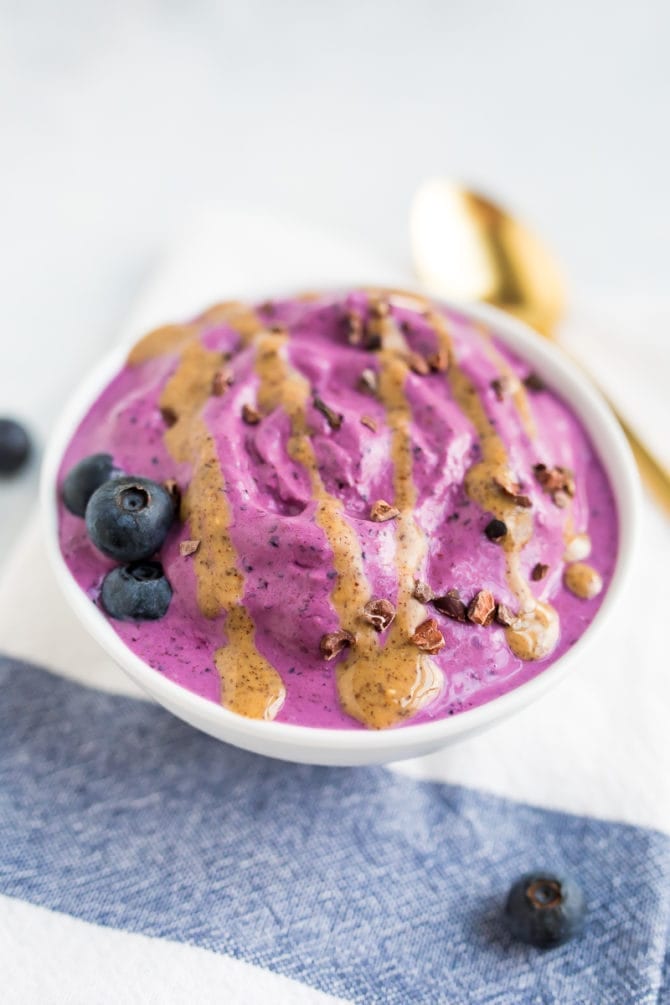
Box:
[86,476,175,562]
[505,871,585,948]
[0,418,31,475]
[62,453,124,517]
[101,561,172,620]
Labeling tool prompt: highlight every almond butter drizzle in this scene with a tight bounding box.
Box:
[563,529,591,563]
[252,328,440,728]
[197,300,263,339]
[477,327,537,440]
[127,323,198,366]
[253,330,373,630]
[564,562,602,600]
[423,305,559,661]
[336,312,442,727]
[131,312,285,721]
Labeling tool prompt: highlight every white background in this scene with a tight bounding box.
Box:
[1,0,669,548]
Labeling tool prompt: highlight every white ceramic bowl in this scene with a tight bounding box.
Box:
[41,296,640,766]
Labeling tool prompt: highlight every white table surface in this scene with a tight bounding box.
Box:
[1,0,669,556]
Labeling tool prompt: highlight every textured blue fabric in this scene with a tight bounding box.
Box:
[1,658,669,1004]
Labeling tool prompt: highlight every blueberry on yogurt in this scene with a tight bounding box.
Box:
[62,453,124,516]
[86,476,175,562]
[101,561,172,621]
[505,871,585,948]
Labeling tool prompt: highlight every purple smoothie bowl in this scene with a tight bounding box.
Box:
[41,292,639,765]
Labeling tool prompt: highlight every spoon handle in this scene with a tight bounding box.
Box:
[607,405,670,516]
[558,344,670,516]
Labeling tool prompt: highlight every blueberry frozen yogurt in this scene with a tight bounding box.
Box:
[57,290,618,730]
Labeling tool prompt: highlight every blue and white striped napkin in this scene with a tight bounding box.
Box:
[1,208,669,1004]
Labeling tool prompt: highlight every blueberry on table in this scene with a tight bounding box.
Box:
[101,561,172,620]
[505,872,585,948]
[62,453,123,516]
[86,476,176,562]
[0,418,31,475]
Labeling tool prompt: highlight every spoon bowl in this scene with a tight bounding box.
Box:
[410,179,566,336]
[410,178,669,511]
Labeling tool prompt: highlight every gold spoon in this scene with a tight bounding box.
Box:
[410,178,670,514]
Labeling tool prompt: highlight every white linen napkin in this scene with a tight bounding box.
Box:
[560,296,670,472]
[0,204,668,836]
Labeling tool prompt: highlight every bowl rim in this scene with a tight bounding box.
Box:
[40,292,641,762]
